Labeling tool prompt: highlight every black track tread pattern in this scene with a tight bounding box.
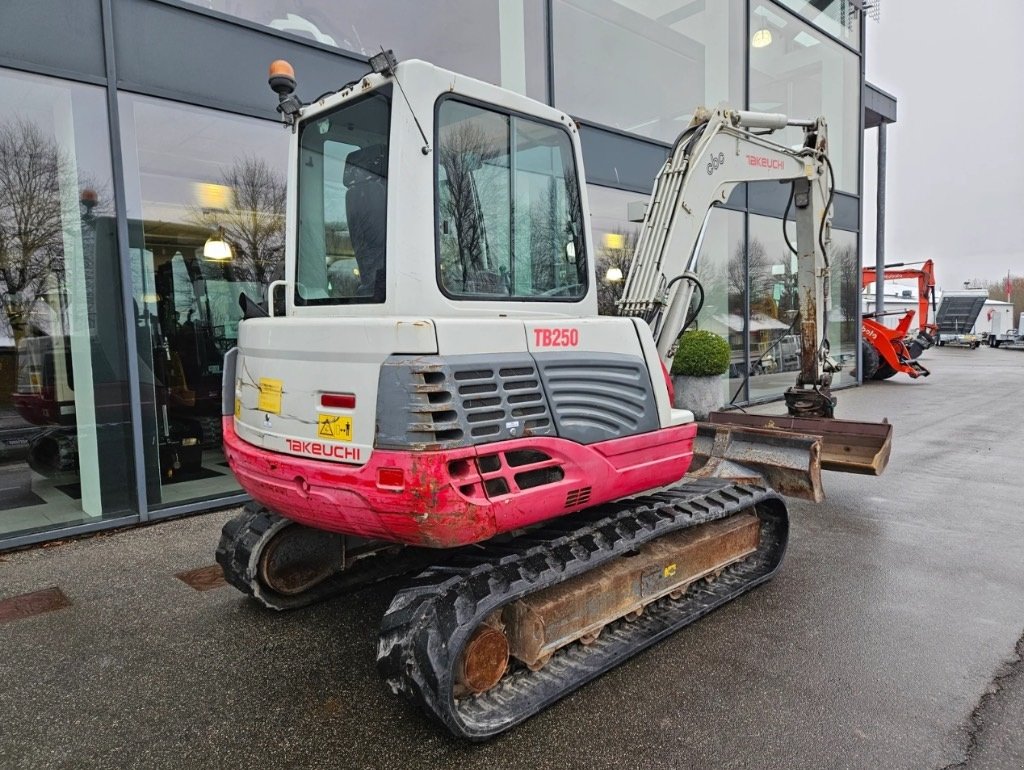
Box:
[216,503,437,611]
[376,479,788,740]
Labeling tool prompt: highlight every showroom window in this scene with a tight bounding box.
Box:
[180,0,548,101]
[829,228,860,387]
[553,0,744,144]
[0,68,135,540]
[749,2,861,192]
[746,214,858,400]
[118,93,288,510]
[774,0,861,49]
[587,185,746,402]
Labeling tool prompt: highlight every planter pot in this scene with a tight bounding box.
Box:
[672,374,725,421]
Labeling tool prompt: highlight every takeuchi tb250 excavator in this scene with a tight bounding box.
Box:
[216,53,893,739]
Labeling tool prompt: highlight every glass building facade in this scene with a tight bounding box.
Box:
[0,0,868,548]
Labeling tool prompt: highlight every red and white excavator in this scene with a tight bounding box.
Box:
[861,259,937,380]
[215,53,892,739]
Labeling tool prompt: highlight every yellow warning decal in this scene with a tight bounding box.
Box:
[662,563,677,578]
[317,413,353,442]
[234,398,241,418]
[257,378,283,414]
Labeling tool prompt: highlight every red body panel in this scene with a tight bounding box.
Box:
[862,317,924,378]
[223,417,697,548]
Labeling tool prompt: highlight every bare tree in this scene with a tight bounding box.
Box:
[191,155,286,286]
[523,169,587,296]
[728,236,773,316]
[833,243,860,344]
[437,121,502,291]
[0,118,67,342]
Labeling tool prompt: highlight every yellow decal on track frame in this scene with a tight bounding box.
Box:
[317,413,353,442]
[663,563,677,578]
[257,378,283,414]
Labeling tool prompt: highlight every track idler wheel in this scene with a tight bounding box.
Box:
[258,520,344,597]
[456,624,510,696]
[217,504,343,610]
[218,504,441,611]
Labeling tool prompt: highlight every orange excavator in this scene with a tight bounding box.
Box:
[861,260,937,380]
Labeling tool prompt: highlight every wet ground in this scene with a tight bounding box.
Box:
[1,345,1022,769]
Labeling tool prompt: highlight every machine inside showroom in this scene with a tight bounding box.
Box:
[215,52,892,739]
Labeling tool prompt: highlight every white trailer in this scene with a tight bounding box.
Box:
[989,311,1024,348]
[974,301,1015,340]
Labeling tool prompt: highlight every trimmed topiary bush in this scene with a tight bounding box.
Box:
[671,329,731,377]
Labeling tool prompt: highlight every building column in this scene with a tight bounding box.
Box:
[874,122,887,324]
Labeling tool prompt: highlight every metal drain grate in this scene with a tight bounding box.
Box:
[175,565,227,591]
[0,587,71,624]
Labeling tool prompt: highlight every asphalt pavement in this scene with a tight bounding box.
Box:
[1,345,1022,769]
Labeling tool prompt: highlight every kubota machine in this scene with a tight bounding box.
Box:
[861,260,937,380]
[216,54,892,739]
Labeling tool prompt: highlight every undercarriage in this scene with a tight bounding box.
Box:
[218,478,787,739]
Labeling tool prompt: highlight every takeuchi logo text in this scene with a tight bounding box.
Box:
[747,155,786,170]
[286,438,361,461]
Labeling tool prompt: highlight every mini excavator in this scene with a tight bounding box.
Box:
[216,54,892,739]
[861,259,937,379]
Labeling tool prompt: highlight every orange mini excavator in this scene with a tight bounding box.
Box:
[861,260,937,380]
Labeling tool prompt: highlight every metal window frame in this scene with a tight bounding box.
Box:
[99,0,150,521]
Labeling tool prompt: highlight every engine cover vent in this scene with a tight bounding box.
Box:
[376,354,555,450]
[534,352,659,444]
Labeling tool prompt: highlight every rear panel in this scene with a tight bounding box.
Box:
[232,317,437,466]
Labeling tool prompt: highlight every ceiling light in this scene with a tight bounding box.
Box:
[752,27,773,48]
[752,6,775,48]
[203,227,233,261]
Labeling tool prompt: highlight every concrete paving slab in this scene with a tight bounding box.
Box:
[0,345,1022,769]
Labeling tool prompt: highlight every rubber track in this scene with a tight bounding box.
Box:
[377,479,788,740]
[216,503,437,611]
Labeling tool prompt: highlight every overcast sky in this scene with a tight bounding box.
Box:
[861,0,1024,292]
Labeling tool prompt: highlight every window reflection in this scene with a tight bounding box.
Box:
[554,0,743,144]
[745,214,858,400]
[436,100,587,300]
[692,209,746,405]
[181,0,548,100]
[830,229,859,385]
[774,0,861,48]
[120,94,287,508]
[0,69,134,539]
[587,186,745,402]
[750,2,860,191]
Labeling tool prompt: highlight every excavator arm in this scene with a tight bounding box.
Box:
[862,259,938,339]
[619,106,836,415]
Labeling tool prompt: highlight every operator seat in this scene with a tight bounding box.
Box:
[343,144,387,301]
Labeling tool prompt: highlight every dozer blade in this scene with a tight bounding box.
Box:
[690,423,824,502]
[706,411,893,477]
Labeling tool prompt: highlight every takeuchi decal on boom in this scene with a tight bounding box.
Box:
[746,155,786,170]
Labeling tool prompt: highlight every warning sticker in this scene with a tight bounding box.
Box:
[234,398,241,419]
[257,378,283,414]
[317,413,353,442]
